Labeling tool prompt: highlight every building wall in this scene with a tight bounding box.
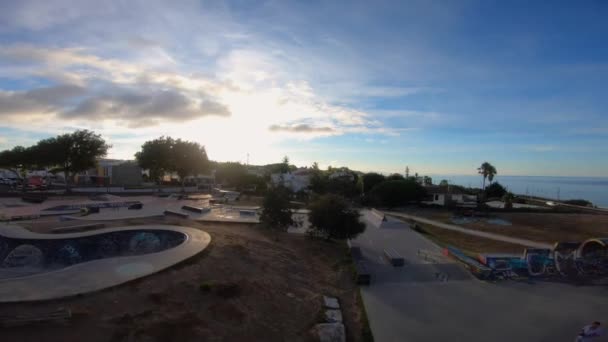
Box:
[111,162,143,186]
[270,172,310,192]
[430,193,446,205]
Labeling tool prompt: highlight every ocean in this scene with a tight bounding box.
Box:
[429,175,608,208]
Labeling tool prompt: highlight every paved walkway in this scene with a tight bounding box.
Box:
[354,210,607,342]
[383,211,552,249]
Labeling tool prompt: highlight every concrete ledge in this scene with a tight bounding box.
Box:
[51,223,106,233]
[164,210,189,218]
[384,248,405,267]
[371,208,386,221]
[181,205,210,214]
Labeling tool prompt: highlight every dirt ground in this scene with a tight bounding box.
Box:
[401,207,608,243]
[0,218,366,342]
[413,223,529,254]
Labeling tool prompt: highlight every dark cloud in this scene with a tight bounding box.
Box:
[0,82,231,127]
[0,84,86,116]
[200,99,230,117]
[269,124,334,133]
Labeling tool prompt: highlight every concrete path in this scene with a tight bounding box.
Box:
[354,210,608,342]
[383,210,552,249]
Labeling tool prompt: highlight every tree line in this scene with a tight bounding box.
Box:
[0,130,213,192]
[0,130,110,192]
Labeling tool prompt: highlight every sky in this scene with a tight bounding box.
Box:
[0,0,607,177]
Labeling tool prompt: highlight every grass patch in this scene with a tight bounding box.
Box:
[199,282,213,293]
[214,282,241,298]
[357,289,374,342]
[409,222,524,254]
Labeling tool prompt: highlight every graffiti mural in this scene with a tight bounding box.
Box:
[467,237,608,280]
[0,230,186,279]
[3,244,44,268]
[129,232,161,253]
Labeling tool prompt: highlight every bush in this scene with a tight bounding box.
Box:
[563,199,593,207]
[260,185,294,231]
[484,182,507,199]
[368,179,426,207]
[215,282,241,298]
[308,194,366,239]
[199,282,213,292]
[362,173,386,193]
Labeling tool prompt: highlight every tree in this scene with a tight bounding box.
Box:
[439,179,449,187]
[485,182,507,199]
[172,139,210,190]
[368,179,426,207]
[362,173,386,194]
[386,173,405,181]
[309,168,328,194]
[260,185,294,231]
[135,136,175,184]
[37,130,110,192]
[405,166,410,178]
[0,146,32,179]
[477,162,497,190]
[214,162,248,186]
[279,156,290,174]
[136,137,209,189]
[308,194,365,239]
[326,176,359,199]
[423,176,433,186]
[502,192,514,209]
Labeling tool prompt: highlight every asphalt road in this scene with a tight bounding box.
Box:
[353,210,608,342]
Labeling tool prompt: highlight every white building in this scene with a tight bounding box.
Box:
[328,170,355,182]
[425,186,477,207]
[270,168,313,192]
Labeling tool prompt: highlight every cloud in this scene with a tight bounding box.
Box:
[200,99,230,117]
[0,84,86,118]
[269,124,335,133]
[0,81,231,128]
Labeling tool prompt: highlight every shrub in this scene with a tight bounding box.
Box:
[199,282,213,292]
[484,182,507,199]
[368,179,426,207]
[308,194,366,240]
[563,199,593,207]
[260,185,294,231]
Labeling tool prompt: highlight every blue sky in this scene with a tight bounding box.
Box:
[0,0,607,176]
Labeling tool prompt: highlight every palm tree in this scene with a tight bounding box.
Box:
[502,192,514,209]
[477,162,497,190]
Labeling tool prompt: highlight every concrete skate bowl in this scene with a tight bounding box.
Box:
[0,225,210,302]
[577,238,608,275]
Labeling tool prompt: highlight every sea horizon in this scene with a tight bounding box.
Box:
[427,174,608,208]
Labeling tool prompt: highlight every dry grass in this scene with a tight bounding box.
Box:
[413,223,529,255]
[0,218,366,342]
[399,207,608,245]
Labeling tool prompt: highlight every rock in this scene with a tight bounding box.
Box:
[324,309,343,323]
[314,323,345,342]
[323,296,340,309]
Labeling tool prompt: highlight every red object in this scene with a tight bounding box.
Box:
[27,176,44,187]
